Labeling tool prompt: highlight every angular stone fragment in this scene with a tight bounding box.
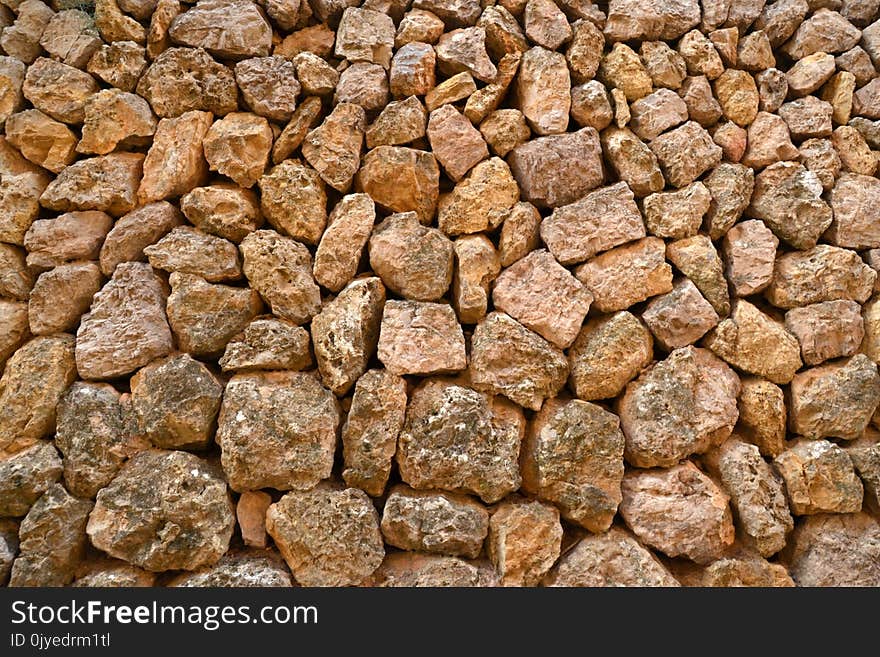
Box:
[0,137,49,240]
[845,430,880,513]
[168,0,271,59]
[0,0,54,64]
[179,184,261,244]
[435,27,496,83]
[368,552,494,587]
[766,245,876,308]
[267,485,383,587]
[722,220,779,297]
[836,46,876,86]
[24,211,112,270]
[168,550,292,587]
[452,234,500,324]
[671,549,795,587]
[569,80,612,131]
[741,112,798,170]
[236,491,270,548]
[783,8,862,59]
[756,68,788,113]
[5,109,77,173]
[575,237,673,313]
[202,112,271,190]
[234,57,300,123]
[138,111,211,204]
[87,450,233,571]
[599,127,664,197]
[737,377,787,458]
[301,103,365,195]
[854,78,880,119]
[219,317,311,373]
[712,69,759,127]
[713,121,749,162]
[704,438,793,556]
[94,0,147,45]
[78,90,157,156]
[778,96,834,139]
[642,278,719,350]
[335,7,394,68]
[87,41,147,93]
[0,300,29,369]
[523,0,570,49]
[565,18,603,84]
[737,30,775,71]
[377,300,465,376]
[599,42,652,102]
[0,442,61,517]
[271,97,323,164]
[366,96,427,149]
[703,163,755,239]
[832,125,877,175]
[679,75,723,126]
[784,512,880,586]
[144,227,241,283]
[357,146,440,224]
[396,9,446,47]
[425,72,477,112]
[508,127,604,207]
[146,0,183,60]
[487,498,562,587]
[499,202,541,267]
[41,153,143,217]
[28,262,102,335]
[217,372,339,492]
[786,52,836,99]
[137,47,237,118]
[644,182,710,240]
[438,157,518,236]
[650,121,722,188]
[799,137,841,192]
[785,300,864,365]
[292,52,339,97]
[335,62,389,113]
[311,194,374,293]
[628,88,688,141]
[774,438,863,514]
[0,56,26,128]
[9,484,92,587]
[789,354,880,439]
[0,520,19,585]
[22,57,99,125]
[514,46,570,136]
[828,173,880,249]
[479,109,530,157]
[640,40,686,90]
[463,51,522,123]
[0,244,32,301]
[389,42,436,98]
[543,526,679,587]
[427,104,487,182]
[679,29,724,79]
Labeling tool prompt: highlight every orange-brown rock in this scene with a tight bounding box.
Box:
[378,300,466,376]
[28,262,102,335]
[137,47,237,118]
[40,153,143,217]
[219,317,312,373]
[356,146,440,224]
[774,438,863,515]
[168,0,272,59]
[5,109,77,173]
[452,234,500,324]
[24,211,112,270]
[180,184,262,243]
[138,111,211,203]
[487,498,562,586]
[22,57,99,125]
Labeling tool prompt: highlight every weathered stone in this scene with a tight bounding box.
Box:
[0,300,29,369]
[88,41,147,93]
[766,244,876,308]
[0,441,61,517]
[396,9,445,47]
[741,112,798,170]
[786,52,836,99]
[377,300,465,376]
[479,109,530,157]
[569,80,612,130]
[28,262,102,335]
[478,4,528,59]
[774,438,863,514]
[600,127,664,197]
[22,57,98,125]
[180,184,262,243]
[217,372,339,492]
[713,119,748,160]
[463,51,521,123]
[523,0,570,50]
[292,52,340,97]
[650,121,723,188]
[202,112,272,190]
[301,103,365,195]
[366,96,427,149]
[722,219,779,297]
[219,317,311,373]
[24,211,112,270]
[756,68,788,113]
[5,109,77,173]
[642,278,719,350]
[438,157,518,236]
[785,300,865,365]
[832,124,877,175]
[498,201,541,267]
[641,40,687,90]
[144,226,241,283]
[487,498,562,586]
[0,244,32,301]
[845,430,880,512]
[234,57,300,123]
[514,46,570,136]
[783,8,862,59]
[87,450,234,571]
[367,552,494,586]
[167,272,262,357]
[236,491,270,548]
[671,548,796,587]
[435,27,496,83]
[334,62,389,113]
[40,153,143,217]
[276,24,336,58]
[137,47,237,118]
[605,0,700,44]
[703,163,755,239]
[643,182,710,240]
[0,56,26,128]
[412,0,482,28]
[335,7,394,69]
[737,30,775,71]
[599,42,651,102]
[628,88,688,141]
[566,18,604,83]
[679,29,724,80]
[138,110,211,203]
[356,146,440,224]
[427,104,488,182]
[146,0,182,60]
[827,174,880,249]
[255,160,327,245]
[0,0,54,64]
[168,549,292,587]
[94,0,146,45]
[737,377,787,458]
[798,137,841,191]
[271,97,323,164]
[389,42,436,98]
[266,485,383,586]
[312,194,375,293]
[678,75,723,127]
[75,263,172,380]
[836,46,876,86]
[452,234,500,324]
[168,0,271,59]
[778,96,834,139]
[1,520,19,584]
[424,72,475,113]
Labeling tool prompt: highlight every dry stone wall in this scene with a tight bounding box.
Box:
[1,0,880,588]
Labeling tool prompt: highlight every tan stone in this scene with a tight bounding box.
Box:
[845,430,880,513]
[498,202,541,267]
[313,194,375,293]
[0,243,33,301]
[5,109,77,173]
[741,112,798,170]
[712,121,748,162]
[0,57,26,128]
[0,137,50,245]
[292,52,340,96]
[835,46,875,86]
[78,90,156,156]
[703,163,755,239]
[642,278,719,350]
[787,52,836,97]
[147,0,182,60]
[827,173,880,250]
[335,62,389,113]
[427,104,488,182]
[569,80,612,131]
[737,30,775,70]
[202,112,272,190]
[272,96,323,164]
[168,0,271,59]
[138,111,211,203]
[137,47,237,118]
[678,75,723,126]
[785,300,865,365]
[367,552,495,587]
[219,317,312,373]
[88,41,147,93]
[335,7,395,68]
[179,184,262,243]
[643,182,710,240]
[722,219,779,297]
[40,153,143,217]
[463,51,521,123]
[395,9,445,48]
[377,300,465,376]
[599,127,664,197]
[0,301,29,370]
[435,27,496,83]
[236,491,271,549]
[599,42,651,102]
[523,0,570,49]
[649,121,722,188]
[28,262,101,335]
[567,18,604,83]
[144,226,240,283]
[22,57,98,124]
[779,96,834,139]
[782,8,861,59]
[452,234,500,324]
[628,88,688,141]
[775,438,863,514]
[24,211,112,270]
[95,0,146,45]
[0,0,54,65]
[737,377,787,458]
[276,24,336,58]
[832,124,877,175]
[234,56,300,123]
[438,157,518,236]
[604,0,701,41]
[366,96,427,149]
[0,441,61,517]
[479,109,530,157]
[679,29,724,79]
[514,46,570,136]
[389,42,436,97]
[487,498,562,587]
[766,244,876,308]
[356,146,439,224]
[798,137,841,191]
[478,4,528,59]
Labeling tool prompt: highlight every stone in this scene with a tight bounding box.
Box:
[629,88,688,141]
[272,96,323,164]
[463,51,521,123]
[479,109,531,157]
[94,0,146,45]
[40,153,143,217]
[368,213,453,301]
[799,138,841,191]
[832,125,877,175]
[74,263,165,382]
[712,69,759,127]
[828,173,880,249]
[787,52,836,98]
[789,354,880,439]
[87,450,233,571]
[845,431,880,513]
[452,234,500,324]
[0,57,26,128]
[0,300,28,369]
[713,121,748,163]
[413,0,482,29]
[435,27,496,83]
[703,163,755,239]
[137,47,237,118]
[266,485,383,587]
[168,550,292,587]
[276,24,336,58]
[381,486,488,558]
[389,42,436,97]
[620,461,734,564]
[313,194,375,293]
[368,552,494,587]
[853,78,880,119]
[722,220,779,297]
[88,41,147,93]
[514,46,570,136]
[704,437,793,556]
[640,40,687,90]
[427,104,488,182]
[424,72,476,112]
[219,317,312,373]
[144,227,241,283]
[679,29,724,80]
[203,112,272,190]
[599,127,664,197]
[0,244,33,300]
[0,138,51,246]
[643,183,710,240]
[865,296,880,361]
[168,0,271,59]
[774,438,864,514]
[836,46,876,86]
[138,111,211,203]
[0,442,61,517]
[5,109,77,173]
[9,484,92,586]
[649,121,722,188]
[292,52,340,97]
[524,0,571,50]
[78,90,155,156]
[356,146,440,224]
[738,377,787,458]
[766,245,876,308]
[487,498,562,587]
[0,0,54,64]
[28,262,102,335]
[642,278,719,350]
[756,68,788,113]
[492,249,592,348]
[671,549,796,587]
[167,272,262,357]
[377,300,465,376]
[55,382,139,500]
[366,96,427,149]
[508,127,604,207]
[599,42,652,102]
[342,369,406,497]
[785,300,865,365]
[569,80,612,131]
[478,5,528,59]
[236,491,271,548]
[301,103,365,194]
[604,0,701,43]
[574,237,673,313]
[180,184,262,243]
[499,202,541,267]
[335,7,394,68]
[258,160,327,245]
[334,63,389,113]
[234,57,300,123]
[22,58,99,125]
[396,9,445,47]
[567,19,604,84]
[741,112,798,170]
[784,512,880,586]
[753,0,808,46]
[146,0,181,60]
[783,8,862,59]
[737,30,775,70]
[678,75,723,127]
[543,526,679,587]
[438,157,519,236]
[0,520,18,585]
[778,96,834,139]
[217,372,339,492]
[24,211,112,270]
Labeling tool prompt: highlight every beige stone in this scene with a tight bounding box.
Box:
[258,160,326,245]
[642,278,719,350]
[785,300,865,365]
[515,46,570,136]
[180,184,262,243]
[24,211,112,270]
[741,112,798,170]
[498,202,541,267]
[138,111,211,203]
[487,498,562,587]
[28,262,102,335]
[5,109,77,173]
[137,47,237,118]
[775,438,864,514]
[452,234,500,324]
[366,96,427,149]
[435,27,496,83]
[438,157,518,236]
[766,245,876,308]
[40,153,142,218]
[0,441,61,517]
[722,219,779,297]
[234,56,301,123]
[703,163,755,240]
[313,194,375,293]
[88,41,147,93]
[356,146,439,224]
[219,317,312,373]
[569,80,612,131]
[377,300,466,376]
[22,57,98,124]
[168,0,271,58]
[643,182,710,240]
[272,96,323,164]
[649,121,722,188]
[599,42,652,102]
[737,377,787,458]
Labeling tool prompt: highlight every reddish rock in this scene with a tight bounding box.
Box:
[487,498,562,586]
[642,278,719,350]
[302,103,366,194]
[427,104,488,182]
[722,220,779,297]
[389,42,436,97]
[377,300,466,376]
[643,183,710,240]
[88,41,148,93]
[499,202,541,267]
[785,300,865,365]
[168,0,271,59]
[766,245,876,308]
[435,27,496,83]
[22,57,99,125]
[356,146,440,224]
[138,111,211,203]
[144,226,241,283]
[438,157,519,236]
[28,262,102,335]
[219,317,312,373]
[313,194,375,293]
[703,163,755,240]
[180,184,262,243]
[41,153,143,218]
[649,121,722,188]
[774,438,863,514]
[24,211,112,270]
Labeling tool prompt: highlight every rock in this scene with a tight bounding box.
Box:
[863,296,880,361]
[146,0,182,60]
[737,377,787,458]
[71,559,155,587]
[166,272,262,357]
[267,485,383,586]
[477,5,527,59]
[236,491,271,548]
[217,372,339,491]
[498,202,541,267]
[76,263,173,380]
[168,549,292,587]
[438,158,518,237]
[396,8,445,47]
[137,47,237,118]
[234,57,300,123]
[389,42,436,97]
[427,104,488,182]
[618,346,739,467]
[22,57,98,125]
[292,52,340,97]
[55,382,139,499]
[604,0,700,43]
[144,226,241,282]
[341,369,406,497]
[356,146,440,224]
[479,108,531,157]
[514,46,570,136]
[381,486,487,558]
[649,121,722,188]
[828,173,880,249]
[783,8,861,59]
[0,244,33,301]
[0,520,18,584]
[566,18,604,83]
[703,163,755,240]
[541,182,645,265]
[737,30,775,71]
[600,127,664,197]
[78,91,155,157]
[368,552,494,586]
[377,300,465,376]
[789,354,880,439]
[704,437,793,556]
[87,450,233,571]
[272,96,323,164]
[313,194,375,293]
[774,438,863,513]
[679,75,724,126]
[180,184,262,243]
[845,431,880,513]
[713,121,749,163]
[138,111,211,203]
[0,0,54,64]
[5,109,77,173]
[302,103,365,194]
[640,40,687,90]
[599,42,652,102]
[463,51,521,123]
[679,29,724,80]
[766,244,876,308]
[0,301,29,369]
[88,41,147,93]
[28,262,102,335]
[276,24,336,58]
[24,211,112,270]
[487,498,562,586]
[643,182,711,240]
[783,512,880,586]
[756,68,788,113]
[0,57,26,128]
[219,317,311,373]
[203,112,272,190]
[853,78,880,119]
[435,27,496,83]
[642,278,719,350]
[492,249,592,349]
[452,235,499,325]
[168,0,271,59]
[40,153,143,217]
[712,69,759,127]
[832,125,877,175]
[787,52,836,97]
[335,7,394,69]
[469,312,568,411]
[785,300,864,365]
[671,549,795,587]
[0,441,61,517]
[0,138,51,246]
[628,88,688,141]
[523,0,571,50]
[722,219,779,297]
[543,526,679,587]
[240,230,321,324]
[741,112,798,170]
[335,62,389,113]
[366,96,427,149]
[798,137,841,192]
[258,160,327,245]
[508,127,604,207]
[835,46,876,85]
[412,0,482,28]
[748,161,832,249]
[569,80,612,130]
[368,213,453,301]
[574,237,673,313]
[778,96,834,139]
[9,484,92,586]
